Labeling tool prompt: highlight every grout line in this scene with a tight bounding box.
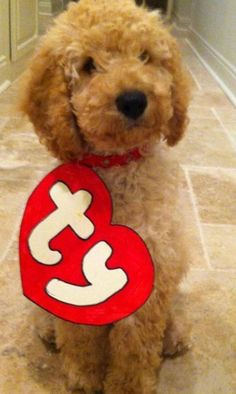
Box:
[211,107,236,152]
[183,168,213,271]
[190,117,216,120]
[189,106,215,119]
[190,105,208,108]
[0,176,39,264]
[0,175,35,182]
[0,219,20,265]
[0,117,9,131]
[202,223,236,228]
[181,164,236,172]
[190,104,216,108]
[214,268,236,273]
[190,267,236,273]
[0,174,43,182]
[185,63,203,92]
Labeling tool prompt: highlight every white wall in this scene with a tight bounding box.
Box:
[191,0,236,68]
[174,0,236,106]
[173,0,192,27]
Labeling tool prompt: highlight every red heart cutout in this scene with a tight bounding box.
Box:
[19,163,154,325]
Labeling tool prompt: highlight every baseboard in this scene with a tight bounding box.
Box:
[188,28,236,107]
[172,22,189,38]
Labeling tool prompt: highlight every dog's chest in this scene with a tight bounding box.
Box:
[96,161,147,228]
[96,154,179,239]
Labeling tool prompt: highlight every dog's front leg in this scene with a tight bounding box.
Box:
[33,307,56,345]
[54,320,110,393]
[104,289,168,394]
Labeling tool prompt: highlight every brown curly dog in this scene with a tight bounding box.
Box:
[21,0,191,392]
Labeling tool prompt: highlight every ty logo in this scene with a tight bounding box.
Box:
[29,182,94,265]
[28,182,128,305]
[46,241,128,306]
[19,163,154,325]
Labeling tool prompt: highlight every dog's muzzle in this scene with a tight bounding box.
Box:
[116,90,147,120]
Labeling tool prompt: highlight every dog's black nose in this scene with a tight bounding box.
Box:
[116,90,147,120]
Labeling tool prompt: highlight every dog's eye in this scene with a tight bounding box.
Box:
[83,57,96,74]
[139,51,150,64]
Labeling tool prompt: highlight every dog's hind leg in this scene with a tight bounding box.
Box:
[54,320,110,393]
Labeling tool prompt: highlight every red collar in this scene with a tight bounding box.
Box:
[78,148,142,169]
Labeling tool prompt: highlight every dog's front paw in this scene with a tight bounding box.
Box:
[37,323,56,347]
[64,361,103,393]
[33,308,56,347]
[104,379,155,394]
[104,372,157,394]
[104,381,132,394]
[162,318,191,358]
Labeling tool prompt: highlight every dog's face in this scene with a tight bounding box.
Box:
[69,24,173,153]
[21,0,190,160]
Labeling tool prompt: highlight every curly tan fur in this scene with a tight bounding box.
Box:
[21,0,191,392]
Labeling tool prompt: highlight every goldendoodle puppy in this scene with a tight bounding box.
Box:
[21,0,191,392]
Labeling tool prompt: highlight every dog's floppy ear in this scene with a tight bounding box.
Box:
[20,44,82,161]
[163,39,191,146]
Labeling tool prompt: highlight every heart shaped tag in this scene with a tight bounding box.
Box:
[19,163,154,325]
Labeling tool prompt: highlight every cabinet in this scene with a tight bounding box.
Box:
[39,0,67,34]
[0,0,11,92]
[11,0,38,61]
[0,0,39,93]
[136,0,173,18]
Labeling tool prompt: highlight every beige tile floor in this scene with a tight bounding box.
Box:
[0,39,236,393]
